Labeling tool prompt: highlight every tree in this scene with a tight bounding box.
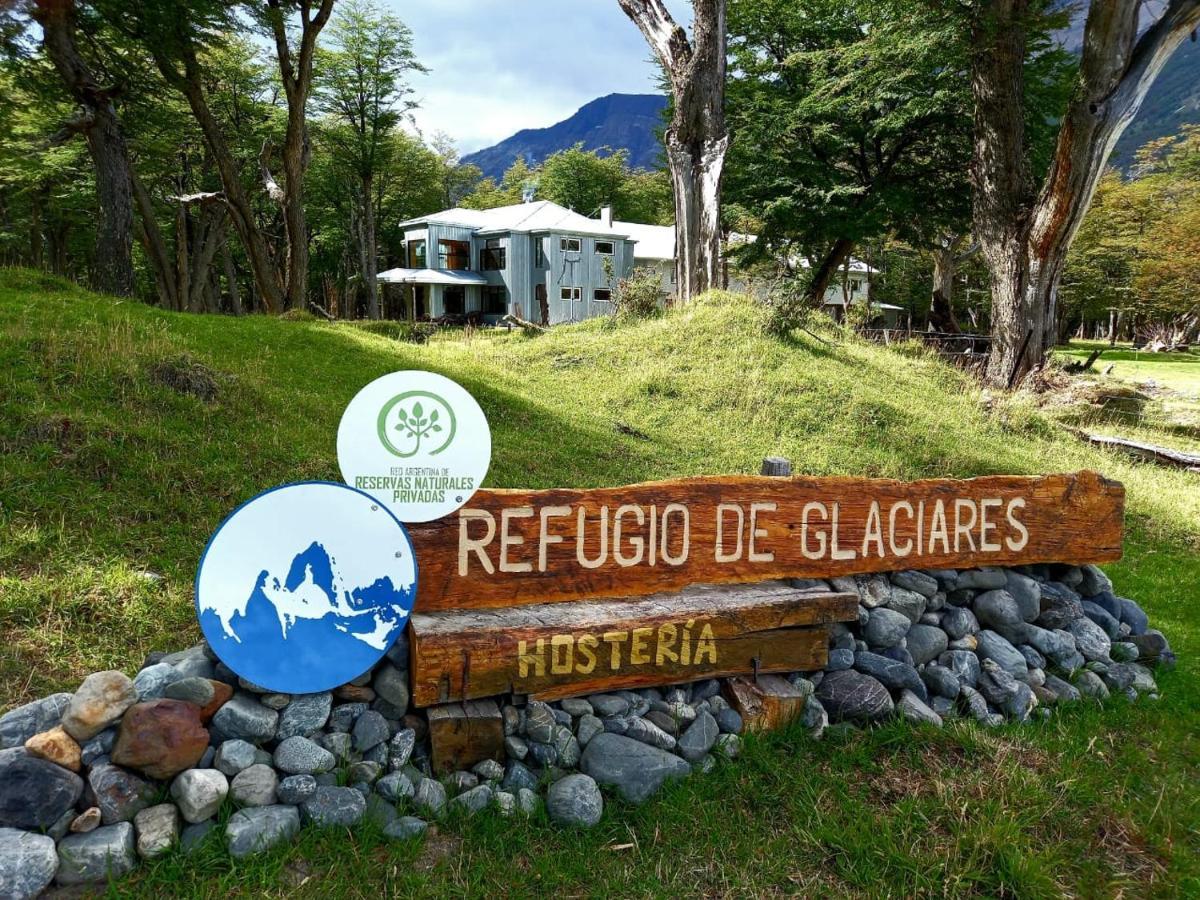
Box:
[618,0,727,302]
[29,0,134,296]
[316,0,423,319]
[968,0,1200,388]
[724,0,973,306]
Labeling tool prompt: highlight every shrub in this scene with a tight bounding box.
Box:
[611,265,664,320]
[759,278,814,338]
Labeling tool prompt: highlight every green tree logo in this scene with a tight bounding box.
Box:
[377,391,457,458]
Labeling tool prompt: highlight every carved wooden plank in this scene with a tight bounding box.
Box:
[723,675,812,733]
[409,583,854,706]
[407,471,1124,612]
[426,698,504,774]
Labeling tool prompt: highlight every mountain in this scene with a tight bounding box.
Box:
[462,93,667,181]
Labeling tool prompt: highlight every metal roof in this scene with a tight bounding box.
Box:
[377,267,489,286]
[399,201,630,239]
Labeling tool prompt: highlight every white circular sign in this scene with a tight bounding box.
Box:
[337,371,492,522]
[195,481,416,694]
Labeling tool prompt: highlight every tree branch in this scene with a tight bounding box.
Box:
[616,0,692,76]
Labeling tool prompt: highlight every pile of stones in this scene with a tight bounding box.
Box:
[0,564,1175,898]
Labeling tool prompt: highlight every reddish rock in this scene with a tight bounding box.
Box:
[111,700,209,780]
[199,681,234,722]
[334,685,375,703]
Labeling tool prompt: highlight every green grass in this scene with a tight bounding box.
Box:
[2,268,1198,897]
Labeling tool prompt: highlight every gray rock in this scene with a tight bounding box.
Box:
[447,770,479,795]
[1117,598,1149,635]
[552,727,582,767]
[815,670,894,722]
[1100,662,1138,694]
[504,735,529,760]
[449,784,492,816]
[864,607,911,648]
[800,695,828,739]
[328,702,366,733]
[1080,601,1121,639]
[376,772,414,803]
[502,760,539,793]
[133,663,182,700]
[0,826,57,899]
[0,748,85,830]
[170,769,229,824]
[384,816,428,841]
[1077,564,1112,597]
[388,729,416,770]
[715,734,741,758]
[230,764,278,807]
[274,736,336,775]
[351,711,389,752]
[162,676,216,707]
[921,664,961,700]
[676,712,718,762]
[302,785,366,827]
[0,694,72,752]
[977,660,1036,721]
[1018,644,1047,671]
[1067,617,1112,662]
[715,708,743,734]
[274,692,331,741]
[853,651,927,702]
[576,714,604,747]
[587,693,631,718]
[623,716,676,751]
[473,758,505,782]
[80,730,116,769]
[413,778,447,817]
[580,733,691,804]
[55,823,136,885]
[225,805,300,858]
[277,774,317,804]
[839,573,893,608]
[644,710,679,736]
[974,590,1024,629]
[1129,664,1158,694]
[517,787,539,815]
[1036,582,1083,630]
[1075,670,1110,701]
[87,763,152,826]
[905,624,949,666]
[560,698,593,717]
[371,663,410,714]
[214,739,257,777]
[976,630,1029,681]
[891,570,938,597]
[179,820,215,854]
[547,773,603,827]
[955,568,1007,590]
[212,694,278,744]
[523,701,557,743]
[527,740,557,767]
[133,803,179,859]
[940,607,979,641]
[897,690,943,727]
[1003,571,1042,622]
[1128,630,1171,664]
[1110,641,1139,663]
[886,587,927,624]
[1088,590,1124,620]
[937,650,981,687]
[826,648,855,671]
[959,685,1004,727]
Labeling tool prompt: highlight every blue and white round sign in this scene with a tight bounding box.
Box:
[195,481,417,694]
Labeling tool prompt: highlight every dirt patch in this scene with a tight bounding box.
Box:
[411,829,463,875]
[147,355,220,402]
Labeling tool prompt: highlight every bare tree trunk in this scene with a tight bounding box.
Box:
[175,202,191,313]
[32,0,134,297]
[263,0,336,311]
[222,239,243,316]
[29,189,44,269]
[971,0,1200,388]
[188,207,226,310]
[930,242,963,333]
[619,0,727,302]
[362,172,380,320]
[805,237,855,308]
[130,169,178,309]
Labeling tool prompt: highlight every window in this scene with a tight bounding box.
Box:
[408,239,426,268]
[560,287,582,302]
[443,286,465,315]
[560,237,581,253]
[483,286,508,315]
[595,240,614,256]
[438,239,470,270]
[481,238,506,271]
[593,289,612,302]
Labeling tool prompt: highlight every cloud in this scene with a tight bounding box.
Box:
[382,0,690,152]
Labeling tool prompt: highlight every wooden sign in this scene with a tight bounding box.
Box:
[409,583,856,705]
[407,471,1124,612]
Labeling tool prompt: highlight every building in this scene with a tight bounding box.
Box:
[378,200,636,326]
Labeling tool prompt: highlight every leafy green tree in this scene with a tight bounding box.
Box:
[315,0,424,319]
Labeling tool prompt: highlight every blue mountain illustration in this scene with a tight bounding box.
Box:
[199,541,413,693]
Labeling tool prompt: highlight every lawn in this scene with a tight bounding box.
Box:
[1,268,1198,897]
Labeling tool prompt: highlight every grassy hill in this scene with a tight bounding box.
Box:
[1,268,1197,896]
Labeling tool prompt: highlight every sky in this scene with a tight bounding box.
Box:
[382,0,691,154]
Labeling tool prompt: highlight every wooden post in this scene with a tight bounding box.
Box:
[723,675,812,733]
[760,456,792,477]
[426,698,504,774]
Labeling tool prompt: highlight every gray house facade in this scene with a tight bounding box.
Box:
[379,201,636,325]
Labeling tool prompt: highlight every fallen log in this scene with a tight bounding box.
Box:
[1082,432,1200,472]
